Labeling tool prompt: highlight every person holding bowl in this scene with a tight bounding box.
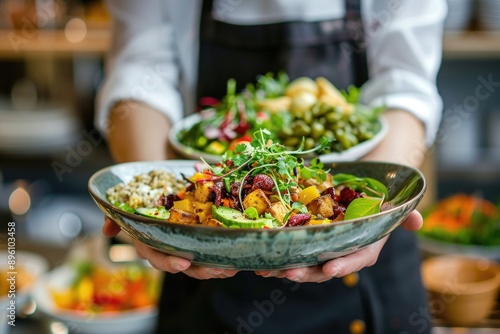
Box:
[96,1,446,333]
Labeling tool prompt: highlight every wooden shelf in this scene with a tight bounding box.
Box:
[0,27,110,57]
[443,31,500,58]
[1,28,500,58]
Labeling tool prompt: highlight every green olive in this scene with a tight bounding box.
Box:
[333,120,347,131]
[335,129,351,149]
[280,126,294,137]
[291,121,311,136]
[325,110,343,123]
[311,104,322,117]
[283,136,301,147]
[304,137,316,150]
[359,130,374,140]
[311,122,325,139]
[303,110,313,124]
[323,130,335,139]
[348,114,359,124]
[319,102,334,115]
[347,132,359,146]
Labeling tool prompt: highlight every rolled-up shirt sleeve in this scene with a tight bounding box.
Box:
[361,0,447,146]
[95,0,183,135]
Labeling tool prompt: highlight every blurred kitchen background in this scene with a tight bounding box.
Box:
[0,0,499,333]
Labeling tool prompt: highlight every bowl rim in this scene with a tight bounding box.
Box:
[88,160,426,233]
[421,255,500,295]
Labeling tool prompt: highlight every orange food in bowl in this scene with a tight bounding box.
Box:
[0,268,35,297]
[423,193,498,232]
[421,255,500,326]
[51,262,160,314]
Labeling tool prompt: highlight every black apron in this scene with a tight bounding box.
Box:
[157,1,432,333]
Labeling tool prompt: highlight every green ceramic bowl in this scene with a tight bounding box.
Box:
[88,160,426,270]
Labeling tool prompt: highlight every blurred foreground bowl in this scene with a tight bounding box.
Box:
[421,255,500,327]
[32,264,160,334]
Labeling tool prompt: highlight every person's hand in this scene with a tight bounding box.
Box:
[104,211,421,282]
[103,217,239,279]
[255,210,423,283]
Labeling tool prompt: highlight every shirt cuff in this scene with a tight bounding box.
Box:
[95,67,183,136]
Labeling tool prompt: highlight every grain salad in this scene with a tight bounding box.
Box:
[106,169,187,209]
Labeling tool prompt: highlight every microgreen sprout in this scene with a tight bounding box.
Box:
[210,129,332,211]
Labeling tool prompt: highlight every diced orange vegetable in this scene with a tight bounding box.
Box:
[220,198,235,208]
[191,172,212,181]
[308,219,332,225]
[423,193,499,232]
[194,201,213,220]
[298,186,321,205]
[177,189,186,199]
[173,199,194,213]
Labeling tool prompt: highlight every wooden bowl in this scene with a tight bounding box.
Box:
[421,255,500,326]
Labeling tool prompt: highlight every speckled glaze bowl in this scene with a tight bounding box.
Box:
[88,160,426,270]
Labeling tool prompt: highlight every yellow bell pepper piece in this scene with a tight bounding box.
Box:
[173,199,194,213]
[298,186,320,205]
[191,172,212,181]
[308,219,332,225]
[194,201,212,220]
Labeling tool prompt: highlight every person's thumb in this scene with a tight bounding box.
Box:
[102,217,122,237]
[400,210,423,231]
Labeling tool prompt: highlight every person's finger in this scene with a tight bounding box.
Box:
[133,240,191,273]
[321,236,388,278]
[184,266,239,280]
[284,266,332,283]
[102,217,121,237]
[255,270,281,278]
[400,210,423,231]
[133,240,238,279]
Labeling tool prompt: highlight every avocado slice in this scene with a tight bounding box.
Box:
[212,205,275,228]
[135,207,170,220]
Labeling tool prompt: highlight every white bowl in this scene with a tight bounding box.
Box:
[0,250,49,331]
[32,264,159,334]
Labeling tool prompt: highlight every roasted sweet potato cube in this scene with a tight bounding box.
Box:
[203,218,224,227]
[268,201,288,224]
[168,208,200,225]
[195,181,214,203]
[243,189,270,215]
[306,195,334,218]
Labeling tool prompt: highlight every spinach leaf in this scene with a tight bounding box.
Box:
[344,197,383,220]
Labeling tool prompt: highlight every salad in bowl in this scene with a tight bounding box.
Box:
[89,131,426,270]
[172,73,385,163]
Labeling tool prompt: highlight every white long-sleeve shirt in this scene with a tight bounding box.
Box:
[96,0,447,145]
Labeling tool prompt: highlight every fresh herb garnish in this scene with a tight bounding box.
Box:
[206,129,331,212]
